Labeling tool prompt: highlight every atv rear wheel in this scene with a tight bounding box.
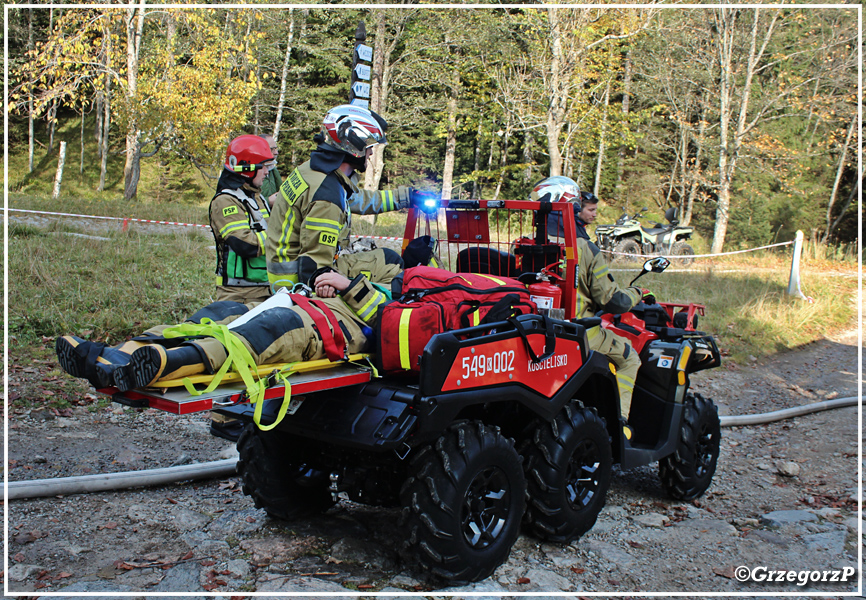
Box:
[400,421,526,583]
[671,241,695,266]
[613,238,641,264]
[659,393,721,500]
[237,424,336,520]
[522,403,612,542]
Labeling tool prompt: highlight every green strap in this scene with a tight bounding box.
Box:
[162,320,293,431]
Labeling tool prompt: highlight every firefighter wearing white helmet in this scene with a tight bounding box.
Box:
[531,176,644,439]
[265,105,412,292]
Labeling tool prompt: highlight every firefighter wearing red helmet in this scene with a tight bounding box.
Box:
[209,134,274,303]
[265,105,416,292]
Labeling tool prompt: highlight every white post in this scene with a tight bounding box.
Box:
[52,141,67,200]
[786,230,806,299]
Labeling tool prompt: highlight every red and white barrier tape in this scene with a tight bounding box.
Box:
[6,208,211,230]
[5,209,794,253]
[4,208,403,241]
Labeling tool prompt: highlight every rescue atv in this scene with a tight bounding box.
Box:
[107,198,721,584]
[596,206,696,265]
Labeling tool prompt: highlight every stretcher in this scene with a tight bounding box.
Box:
[108,354,373,416]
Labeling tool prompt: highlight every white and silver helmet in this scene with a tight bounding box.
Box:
[531,176,582,238]
[320,104,388,158]
[529,176,582,207]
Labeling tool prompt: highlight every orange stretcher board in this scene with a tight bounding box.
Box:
[104,360,373,416]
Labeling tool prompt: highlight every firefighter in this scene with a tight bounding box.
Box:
[531,176,646,439]
[259,133,283,208]
[55,272,388,393]
[266,105,412,293]
[210,135,274,303]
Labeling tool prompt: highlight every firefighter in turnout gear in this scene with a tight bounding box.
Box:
[266,105,410,292]
[532,177,644,439]
[210,135,274,303]
[55,272,389,393]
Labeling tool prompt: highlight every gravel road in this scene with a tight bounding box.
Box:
[4,214,862,596]
[5,321,861,597]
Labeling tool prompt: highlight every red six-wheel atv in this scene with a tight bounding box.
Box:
[109,199,722,584]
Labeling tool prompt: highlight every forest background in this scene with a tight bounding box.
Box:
[5,3,861,254]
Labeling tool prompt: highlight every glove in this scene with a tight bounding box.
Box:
[410,189,441,214]
[640,288,656,305]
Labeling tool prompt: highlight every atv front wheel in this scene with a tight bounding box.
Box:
[237,424,336,520]
[613,238,641,264]
[400,421,526,583]
[671,241,695,266]
[522,403,612,542]
[659,393,721,500]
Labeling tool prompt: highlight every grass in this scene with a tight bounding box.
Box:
[5,129,859,409]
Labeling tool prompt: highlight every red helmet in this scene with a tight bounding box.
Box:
[224,135,274,177]
[320,104,388,157]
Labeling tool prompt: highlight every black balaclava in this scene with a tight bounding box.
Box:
[310,132,367,174]
[216,167,251,192]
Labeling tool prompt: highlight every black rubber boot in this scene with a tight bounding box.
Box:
[122,344,206,391]
[56,336,132,389]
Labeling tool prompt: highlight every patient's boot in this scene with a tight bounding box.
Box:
[124,343,208,391]
[56,336,143,389]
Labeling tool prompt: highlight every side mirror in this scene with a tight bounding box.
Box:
[644,257,671,273]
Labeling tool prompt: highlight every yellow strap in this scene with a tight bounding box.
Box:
[162,320,291,431]
[398,309,413,370]
[154,353,371,387]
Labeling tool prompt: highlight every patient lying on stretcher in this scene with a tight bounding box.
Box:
[56,272,386,392]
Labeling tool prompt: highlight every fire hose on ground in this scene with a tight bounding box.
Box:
[6,396,861,501]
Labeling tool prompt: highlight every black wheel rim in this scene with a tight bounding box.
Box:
[695,422,716,478]
[461,466,512,549]
[565,439,602,511]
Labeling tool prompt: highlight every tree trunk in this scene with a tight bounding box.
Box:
[492,128,510,201]
[273,8,295,140]
[441,69,460,200]
[364,13,388,191]
[712,8,776,254]
[472,118,483,197]
[683,113,706,227]
[47,102,56,150]
[80,111,85,175]
[52,141,67,200]
[593,80,610,196]
[123,6,145,201]
[545,7,566,176]
[822,114,856,242]
[27,7,34,173]
[98,19,112,193]
[615,48,632,202]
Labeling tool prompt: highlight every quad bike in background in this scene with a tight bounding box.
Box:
[596,206,696,266]
[104,199,721,584]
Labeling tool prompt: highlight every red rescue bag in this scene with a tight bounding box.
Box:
[377,266,537,374]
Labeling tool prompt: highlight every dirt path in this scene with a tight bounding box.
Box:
[4,317,861,596]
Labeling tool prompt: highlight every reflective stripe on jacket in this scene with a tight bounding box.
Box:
[265,160,410,292]
[209,186,271,287]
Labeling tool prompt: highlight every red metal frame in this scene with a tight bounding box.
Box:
[109,369,372,415]
[403,200,580,320]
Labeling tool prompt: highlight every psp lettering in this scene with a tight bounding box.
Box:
[527,353,568,372]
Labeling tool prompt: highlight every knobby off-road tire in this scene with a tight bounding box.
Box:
[522,404,612,543]
[236,424,335,520]
[659,393,721,500]
[671,241,695,267]
[400,421,526,584]
[613,238,642,264]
